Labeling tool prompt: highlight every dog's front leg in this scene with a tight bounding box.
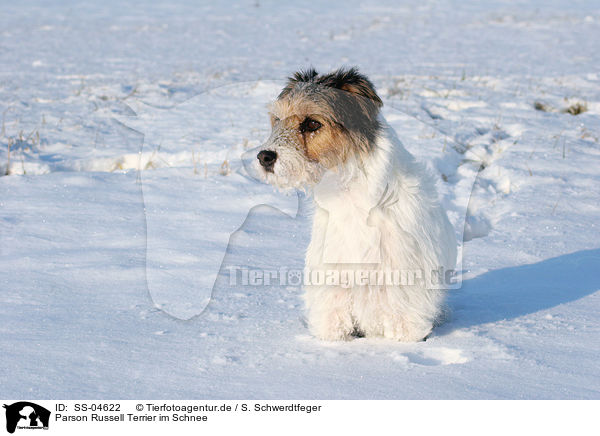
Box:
[303,286,355,341]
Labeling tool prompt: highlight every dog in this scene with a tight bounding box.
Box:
[250,67,457,341]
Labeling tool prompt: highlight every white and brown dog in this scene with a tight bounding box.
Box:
[249,67,456,341]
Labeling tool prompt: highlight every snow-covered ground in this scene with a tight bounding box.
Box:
[1,0,599,399]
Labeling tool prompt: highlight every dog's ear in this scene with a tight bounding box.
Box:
[317,67,382,108]
[279,68,319,98]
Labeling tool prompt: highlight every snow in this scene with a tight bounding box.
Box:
[1,0,599,399]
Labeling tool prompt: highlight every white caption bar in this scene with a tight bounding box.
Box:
[0,400,596,436]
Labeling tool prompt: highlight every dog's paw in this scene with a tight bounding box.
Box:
[360,316,433,342]
[313,328,354,342]
[384,323,433,342]
[309,313,355,341]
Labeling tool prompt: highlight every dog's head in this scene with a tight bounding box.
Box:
[251,67,383,189]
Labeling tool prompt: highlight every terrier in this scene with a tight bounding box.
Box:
[251,67,456,341]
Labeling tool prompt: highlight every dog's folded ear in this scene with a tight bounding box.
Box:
[317,67,382,108]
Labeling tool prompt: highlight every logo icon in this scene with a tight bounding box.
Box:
[3,402,50,434]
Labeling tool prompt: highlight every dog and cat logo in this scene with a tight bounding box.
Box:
[3,402,50,433]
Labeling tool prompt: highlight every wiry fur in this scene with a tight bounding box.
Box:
[252,67,457,341]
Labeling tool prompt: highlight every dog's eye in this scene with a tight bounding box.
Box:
[300,118,321,133]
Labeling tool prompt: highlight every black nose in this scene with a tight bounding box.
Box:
[257,150,277,172]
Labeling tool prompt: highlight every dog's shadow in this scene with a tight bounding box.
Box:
[440,248,600,331]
